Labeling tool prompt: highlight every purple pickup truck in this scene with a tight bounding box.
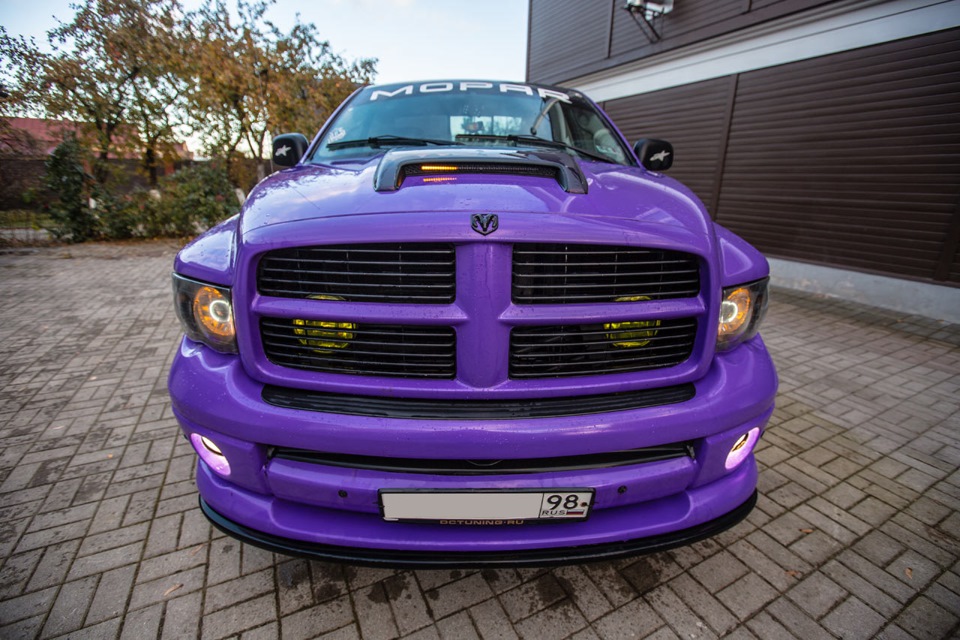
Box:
[169,80,777,566]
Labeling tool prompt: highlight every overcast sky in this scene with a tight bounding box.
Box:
[0,0,530,84]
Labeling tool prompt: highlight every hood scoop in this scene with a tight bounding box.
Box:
[374,148,588,194]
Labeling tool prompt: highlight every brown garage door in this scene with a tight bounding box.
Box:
[604,28,960,285]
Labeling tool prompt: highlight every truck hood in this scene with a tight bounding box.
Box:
[238,149,713,239]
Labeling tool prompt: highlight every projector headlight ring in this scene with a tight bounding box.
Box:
[717,278,769,351]
[172,274,237,353]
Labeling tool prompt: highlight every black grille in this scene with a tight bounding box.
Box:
[513,243,700,304]
[510,318,697,379]
[258,243,455,303]
[262,383,695,419]
[270,442,694,475]
[261,317,456,379]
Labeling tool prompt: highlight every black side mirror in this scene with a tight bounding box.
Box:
[634,138,674,172]
[272,133,309,167]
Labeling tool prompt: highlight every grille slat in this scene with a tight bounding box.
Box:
[262,259,454,268]
[261,317,456,379]
[263,345,455,361]
[514,278,700,290]
[262,336,455,351]
[263,383,695,419]
[511,343,694,357]
[511,327,696,349]
[258,289,454,301]
[258,276,455,290]
[260,322,451,339]
[270,442,694,475]
[510,318,697,379]
[258,243,456,304]
[513,257,693,264]
[510,350,693,369]
[513,290,700,302]
[514,268,696,279]
[513,243,700,304]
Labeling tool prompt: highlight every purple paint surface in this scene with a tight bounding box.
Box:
[170,80,777,563]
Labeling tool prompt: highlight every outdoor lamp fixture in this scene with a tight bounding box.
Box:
[624,0,674,42]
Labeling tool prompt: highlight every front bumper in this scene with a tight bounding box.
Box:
[170,335,776,566]
[200,489,758,568]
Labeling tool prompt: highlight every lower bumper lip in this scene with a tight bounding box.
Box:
[198,490,758,569]
[194,455,759,560]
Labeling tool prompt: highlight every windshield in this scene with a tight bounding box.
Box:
[309,81,634,166]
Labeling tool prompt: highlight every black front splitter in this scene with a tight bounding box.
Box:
[199,491,756,569]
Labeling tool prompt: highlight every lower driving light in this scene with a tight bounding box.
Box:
[603,320,660,348]
[190,433,231,477]
[724,428,760,470]
[293,319,356,351]
[605,295,660,348]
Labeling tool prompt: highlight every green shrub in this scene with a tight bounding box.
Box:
[156,163,238,236]
[96,188,139,240]
[93,163,239,240]
[44,135,100,242]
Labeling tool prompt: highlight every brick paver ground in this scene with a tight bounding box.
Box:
[0,240,957,640]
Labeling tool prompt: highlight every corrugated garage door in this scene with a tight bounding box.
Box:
[604,28,960,285]
[604,77,735,216]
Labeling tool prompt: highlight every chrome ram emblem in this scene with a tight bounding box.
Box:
[471,213,499,235]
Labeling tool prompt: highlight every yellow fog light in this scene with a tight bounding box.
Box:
[604,320,660,348]
[193,286,235,339]
[293,319,355,351]
[605,295,659,348]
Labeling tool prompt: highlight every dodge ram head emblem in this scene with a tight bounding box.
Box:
[471,213,499,235]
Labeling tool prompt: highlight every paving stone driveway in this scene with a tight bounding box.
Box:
[0,240,958,640]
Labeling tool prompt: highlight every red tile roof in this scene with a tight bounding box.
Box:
[1,117,192,159]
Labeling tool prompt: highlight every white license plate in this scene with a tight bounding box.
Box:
[380,490,594,523]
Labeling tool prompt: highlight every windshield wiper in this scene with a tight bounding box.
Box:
[455,134,615,164]
[327,135,463,150]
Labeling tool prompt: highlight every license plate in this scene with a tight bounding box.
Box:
[380,489,594,523]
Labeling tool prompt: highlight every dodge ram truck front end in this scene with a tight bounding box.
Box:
[168,80,777,566]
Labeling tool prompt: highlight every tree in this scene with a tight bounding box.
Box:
[1,0,377,195]
[267,20,376,137]
[125,4,192,185]
[185,0,376,185]
[0,1,186,186]
[0,27,37,117]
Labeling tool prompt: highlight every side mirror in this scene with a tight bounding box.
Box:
[272,133,309,167]
[634,138,673,172]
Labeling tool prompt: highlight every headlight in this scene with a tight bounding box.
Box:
[717,278,768,351]
[172,274,237,353]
